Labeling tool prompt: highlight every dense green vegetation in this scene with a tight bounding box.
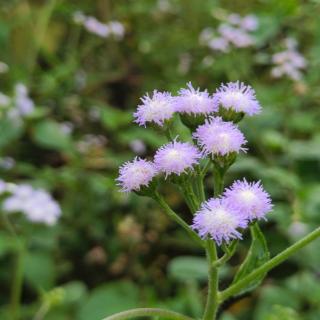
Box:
[0,1,319,319]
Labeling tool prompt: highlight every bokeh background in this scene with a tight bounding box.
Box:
[0,0,320,319]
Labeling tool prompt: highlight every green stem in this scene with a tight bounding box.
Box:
[154,193,204,247]
[201,159,211,176]
[195,170,206,203]
[219,226,320,302]
[180,180,199,213]
[28,0,57,77]
[212,241,238,269]
[1,213,25,320]
[203,240,219,320]
[213,167,224,197]
[102,308,194,320]
[203,167,225,320]
[11,245,25,320]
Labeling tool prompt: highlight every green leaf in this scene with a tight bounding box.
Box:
[231,223,270,295]
[32,120,73,151]
[77,281,139,320]
[0,117,23,149]
[266,305,300,320]
[24,252,56,290]
[100,107,131,131]
[168,256,208,282]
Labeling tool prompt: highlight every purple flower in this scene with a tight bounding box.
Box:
[117,158,157,192]
[193,117,247,156]
[134,90,174,127]
[192,198,247,245]
[240,15,259,31]
[174,82,216,115]
[223,179,272,221]
[208,37,230,52]
[213,81,261,116]
[154,140,202,177]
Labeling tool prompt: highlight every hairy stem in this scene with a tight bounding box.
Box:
[154,193,204,247]
[203,240,219,320]
[203,166,225,320]
[219,226,320,302]
[102,308,194,320]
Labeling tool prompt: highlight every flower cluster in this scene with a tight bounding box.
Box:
[192,179,272,244]
[271,38,307,81]
[118,80,272,246]
[2,182,61,226]
[199,13,259,53]
[73,11,125,40]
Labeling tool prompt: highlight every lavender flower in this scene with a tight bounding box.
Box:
[84,17,110,38]
[240,15,259,31]
[154,140,201,177]
[223,179,272,221]
[271,38,307,81]
[73,12,125,40]
[213,81,261,116]
[3,184,61,225]
[199,13,258,53]
[193,117,247,156]
[192,198,247,245]
[174,82,216,115]
[134,90,175,127]
[14,83,35,116]
[117,158,157,192]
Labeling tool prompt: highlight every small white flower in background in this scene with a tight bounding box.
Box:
[199,13,259,53]
[129,139,147,155]
[156,0,173,13]
[0,157,16,170]
[84,17,110,38]
[0,61,9,74]
[108,21,125,40]
[271,37,307,81]
[73,12,125,40]
[60,122,74,135]
[2,183,61,226]
[14,83,35,116]
[73,11,86,24]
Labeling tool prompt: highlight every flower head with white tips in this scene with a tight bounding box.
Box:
[193,117,247,156]
[134,90,174,127]
[154,139,202,177]
[117,158,157,192]
[192,198,247,245]
[223,179,273,221]
[174,82,216,115]
[213,81,261,116]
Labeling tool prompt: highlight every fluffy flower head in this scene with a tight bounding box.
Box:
[192,198,247,245]
[154,140,201,177]
[193,117,247,156]
[134,90,174,127]
[174,82,216,115]
[117,158,157,192]
[213,81,261,116]
[224,179,272,221]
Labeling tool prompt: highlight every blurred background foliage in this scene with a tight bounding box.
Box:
[0,0,320,319]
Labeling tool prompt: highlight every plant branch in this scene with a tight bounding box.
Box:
[203,240,219,320]
[153,192,204,247]
[219,226,320,302]
[102,308,194,320]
